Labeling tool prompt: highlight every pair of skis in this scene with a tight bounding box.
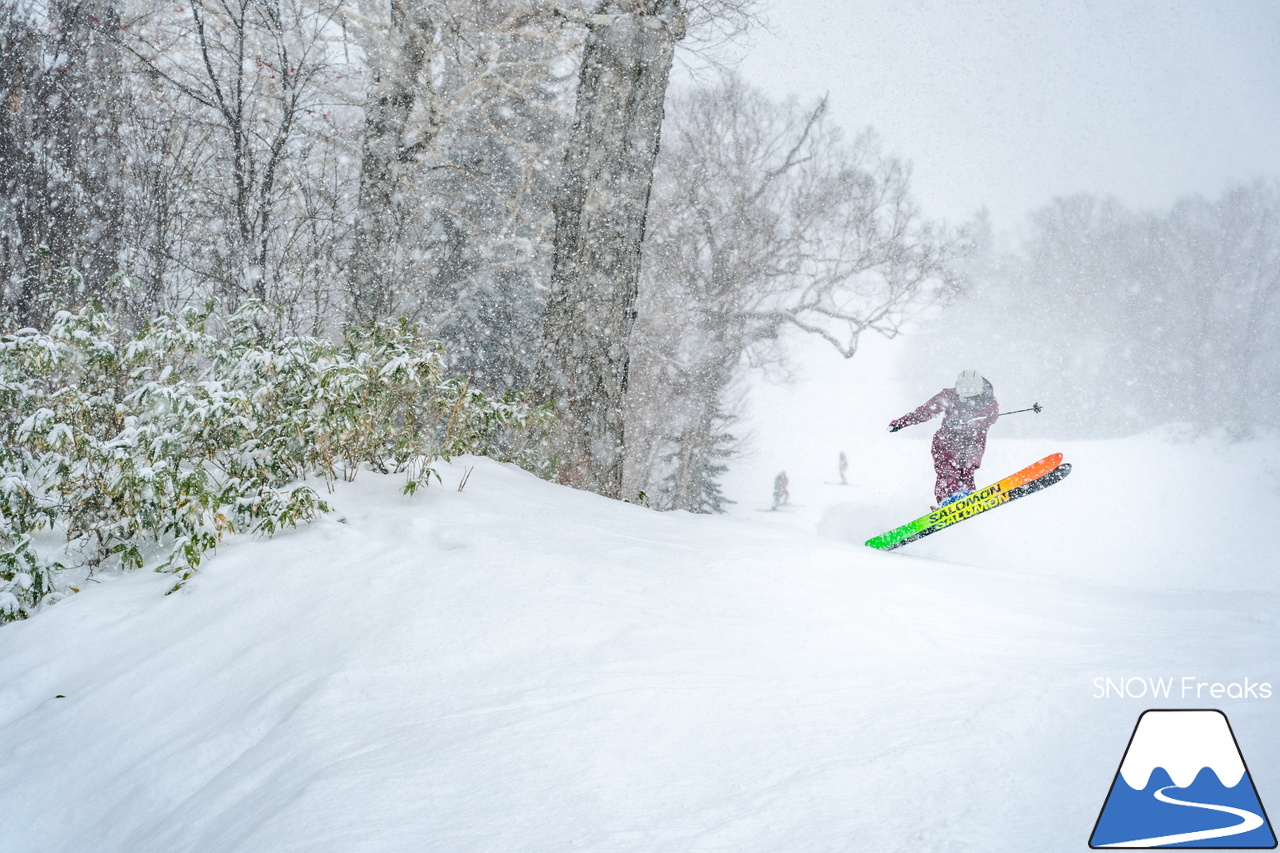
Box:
[865,453,1072,551]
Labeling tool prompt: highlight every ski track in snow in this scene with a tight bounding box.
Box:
[1100,785,1265,847]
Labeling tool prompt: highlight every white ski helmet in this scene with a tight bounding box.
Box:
[954,370,985,399]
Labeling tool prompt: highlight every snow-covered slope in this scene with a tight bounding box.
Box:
[2,432,1278,851]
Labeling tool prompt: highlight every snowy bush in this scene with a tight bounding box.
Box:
[0,303,551,622]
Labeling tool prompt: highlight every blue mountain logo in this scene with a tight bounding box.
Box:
[1090,709,1276,848]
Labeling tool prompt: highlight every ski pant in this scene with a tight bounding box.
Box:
[932,445,978,503]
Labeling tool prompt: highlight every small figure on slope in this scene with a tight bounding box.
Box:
[772,471,790,510]
[888,370,999,507]
[838,451,848,485]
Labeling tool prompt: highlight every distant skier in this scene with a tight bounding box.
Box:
[888,370,999,506]
[838,451,848,485]
[772,471,790,510]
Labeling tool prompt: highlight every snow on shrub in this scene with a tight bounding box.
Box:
[0,302,550,622]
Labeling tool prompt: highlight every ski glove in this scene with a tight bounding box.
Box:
[888,421,902,433]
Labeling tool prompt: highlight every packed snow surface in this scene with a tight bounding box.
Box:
[2,332,1279,851]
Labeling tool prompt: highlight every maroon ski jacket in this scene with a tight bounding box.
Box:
[895,381,999,470]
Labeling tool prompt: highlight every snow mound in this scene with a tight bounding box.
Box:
[1,443,1278,852]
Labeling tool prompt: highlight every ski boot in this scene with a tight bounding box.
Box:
[930,489,972,510]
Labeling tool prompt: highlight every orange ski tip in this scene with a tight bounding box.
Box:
[1029,452,1063,476]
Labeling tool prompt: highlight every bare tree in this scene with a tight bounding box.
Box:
[626,76,962,510]
[914,181,1280,438]
[121,0,353,315]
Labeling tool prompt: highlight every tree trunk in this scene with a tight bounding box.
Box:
[536,0,684,499]
[58,0,125,296]
[1,0,125,320]
[349,0,435,323]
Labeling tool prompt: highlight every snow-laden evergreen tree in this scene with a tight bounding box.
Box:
[658,406,737,513]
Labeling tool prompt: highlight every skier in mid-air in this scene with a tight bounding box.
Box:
[888,370,999,507]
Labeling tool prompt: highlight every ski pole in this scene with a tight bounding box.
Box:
[997,402,1042,417]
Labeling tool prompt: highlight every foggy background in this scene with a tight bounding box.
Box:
[735,0,1280,226]
[729,0,1280,440]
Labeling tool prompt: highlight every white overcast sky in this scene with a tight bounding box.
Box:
[707,0,1280,227]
